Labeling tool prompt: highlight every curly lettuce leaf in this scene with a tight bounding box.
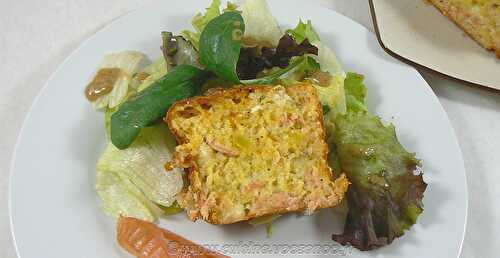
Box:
[286,19,320,44]
[286,20,347,117]
[181,0,221,50]
[331,73,427,250]
[273,52,346,117]
[344,73,367,113]
[181,0,238,50]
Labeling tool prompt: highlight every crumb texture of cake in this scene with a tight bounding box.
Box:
[428,0,500,57]
[166,83,349,224]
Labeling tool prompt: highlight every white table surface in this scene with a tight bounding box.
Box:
[1,1,499,258]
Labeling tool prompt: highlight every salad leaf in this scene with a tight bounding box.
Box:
[192,0,221,32]
[237,34,318,80]
[223,1,239,12]
[241,0,282,46]
[136,57,168,92]
[287,19,320,44]
[96,168,163,222]
[287,20,345,78]
[269,19,347,117]
[181,0,222,50]
[269,49,346,118]
[322,105,331,115]
[199,12,245,83]
[160,201,184,216]
[98,124,183,207]
[96,124,182,221]
[90,51,146,110]
[331,73,427,250]
[111,65,206,149]
[248,214,281,226]
[273,34,318,68]
[266,223,273,238]
[104,106,118,137]
[344,73,367,113]
[161,32,201,70]
[241,55,309,84]
[312,74,346,117]
[249,214,280,238]
[311,42,346,116]
[312,41,344,76]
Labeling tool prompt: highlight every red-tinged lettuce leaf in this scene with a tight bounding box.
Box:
[331,73,427,250]
[236,34,317,80]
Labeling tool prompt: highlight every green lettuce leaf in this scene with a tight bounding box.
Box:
[96,124,184,220]
[344,73,367,113]
[248,214,280,238]
[286,20,347,117]
[90,51,146,110]
[96,168,163,222]
[331,73,427,250]
[287,20,320,44]
[266,54,346,117]
[192,0,221,33]
[137,57,168,92]
[181,0,233,50]
[313,73,346,118]
[241,55,310,84]
[241,0,282,46]
[248,214,281,226]
[223,2,239,12]
[160,201,184,216]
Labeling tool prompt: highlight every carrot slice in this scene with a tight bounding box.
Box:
[117,216,230,258]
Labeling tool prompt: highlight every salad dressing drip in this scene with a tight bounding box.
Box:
[85,68,122,101]
[307,70,332,87]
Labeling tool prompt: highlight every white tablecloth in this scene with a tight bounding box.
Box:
[1,1,499,257]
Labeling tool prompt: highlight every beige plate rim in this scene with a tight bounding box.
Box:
[368,0,500,94]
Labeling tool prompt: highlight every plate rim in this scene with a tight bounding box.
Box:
[8,1,469,257]
[368,0,500,94]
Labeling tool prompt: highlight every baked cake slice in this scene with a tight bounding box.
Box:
[165,83,349,224]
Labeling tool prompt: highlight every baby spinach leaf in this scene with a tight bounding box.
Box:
[199,12,245,83]
[110,65,207,149]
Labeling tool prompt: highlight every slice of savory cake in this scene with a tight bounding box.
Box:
[428,0,500,57]
[165,83,349,224]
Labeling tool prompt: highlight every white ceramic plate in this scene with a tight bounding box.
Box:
[9,0,467,257]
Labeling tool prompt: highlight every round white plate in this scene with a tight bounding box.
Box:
[9,0,467,257]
